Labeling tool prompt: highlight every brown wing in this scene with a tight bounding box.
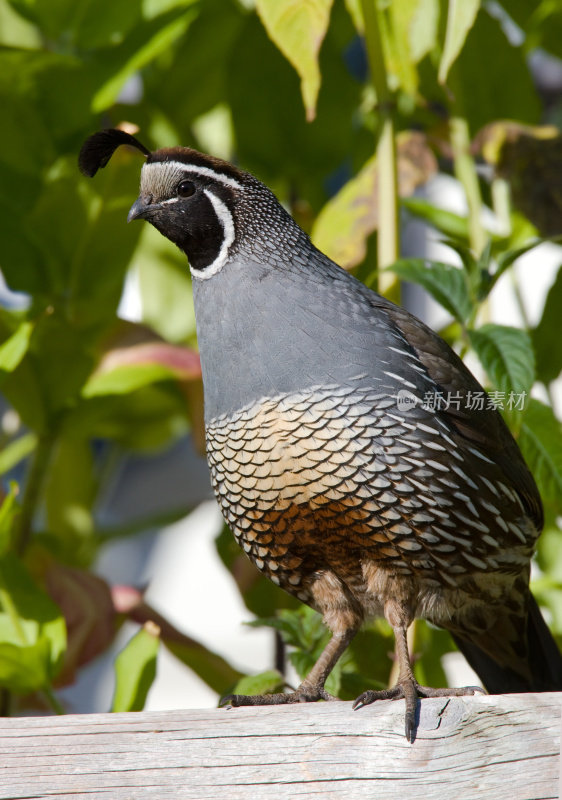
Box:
[380,302,543,531]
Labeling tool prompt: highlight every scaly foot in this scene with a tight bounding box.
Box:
[221,684,338,706]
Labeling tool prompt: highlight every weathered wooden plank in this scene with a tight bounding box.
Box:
[0,694,560,799]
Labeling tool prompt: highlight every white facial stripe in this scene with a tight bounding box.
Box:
[142,160,243,192]
[190,189,235,280]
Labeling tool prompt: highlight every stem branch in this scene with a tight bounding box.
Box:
[15,433,55,555]
[360,0,400,297]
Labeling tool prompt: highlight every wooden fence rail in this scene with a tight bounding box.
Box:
[0,693,560,799]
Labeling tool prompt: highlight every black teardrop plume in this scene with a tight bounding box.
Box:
[78,129,151,177]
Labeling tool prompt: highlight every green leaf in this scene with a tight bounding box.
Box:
[409,0,440,63]
[44,437,95,540]
[312,154,377,268]
[0,321,33,374]
[136,226,196,344]
[448,10,540,134]
[256,0,334,121]
[388,258,473,323]
[402,197,470,240]
[92,10,195,113]
[469,324,535,397]
[231,669,285,697]
[377,0,419,96]
[112,623,160,712]
[532,264,562,384]
[438,0,480,84]
[82,363,179,398]
[0,484,20,556]
[0,553,66,689]
[312,133,437,269]
[0,639,52,693]
[0,433,37,477]
[519,399,562,516]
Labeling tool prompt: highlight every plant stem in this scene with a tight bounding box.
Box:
[43,687,65,715]
[491,177,512,238]
[449,115,486,256]
[360,0,400,299]
[15,433,55,555]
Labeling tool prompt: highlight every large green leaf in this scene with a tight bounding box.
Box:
[0,639,52,693]
[312,133,437,268]
[82,364,178,398]
[226,8,368,209]
[0,553,66,690]
[519,399,562,516]
[0,321,33,374]
[45,438,95,541]
[112,623,159,712]
[532,263,562,384]
[389,258,473,323]
[256,0,334,121]
[230,670,285,697]
[0,485,19,557]
[92,9,196,113]
[144,0,243,133]
[468,323,535,397]
[401,197,470,240]
[448,9,540,134]
[136,226,196,344]
[0,433,37,477]
[438,0,480,84]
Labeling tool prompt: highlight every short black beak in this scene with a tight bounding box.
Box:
[128,196,150,223]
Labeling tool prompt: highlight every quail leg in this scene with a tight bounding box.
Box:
[353,618,483,742]
[222,626,357,707]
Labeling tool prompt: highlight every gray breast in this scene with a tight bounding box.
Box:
[192,254,427,422]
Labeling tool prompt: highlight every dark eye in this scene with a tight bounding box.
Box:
[177,180,196,198]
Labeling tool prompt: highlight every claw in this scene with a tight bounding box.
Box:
[353,680,483,742]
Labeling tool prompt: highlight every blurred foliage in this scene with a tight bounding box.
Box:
[0,0,561,715]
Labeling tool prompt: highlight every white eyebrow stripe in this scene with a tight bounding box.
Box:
[190,189,235,280]
[144,160,243,190]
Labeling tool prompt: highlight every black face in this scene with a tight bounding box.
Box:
[129,173,227,271]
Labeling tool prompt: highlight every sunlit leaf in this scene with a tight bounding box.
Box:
[388,258,473,323]
[256,0,334,121]
[82,363,178,398]
[231,670,285,697]
[44,438,95,540]
[0,553,66,687]
[469,323,535,396]
[312,133,437,268]
[401,197,470,240]
[519,399,562,516]
[438,0,480,84]
[0,484,19,556]
[0,321,33,374]
[0,433,37,477]
[92,11,195,112]
[112,623,159,712]
[113,588,244,694]
[0,639,51,693]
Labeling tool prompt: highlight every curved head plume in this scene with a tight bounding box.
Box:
[78,128,151,177]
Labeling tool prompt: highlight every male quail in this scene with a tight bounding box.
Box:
[80,130,562,740]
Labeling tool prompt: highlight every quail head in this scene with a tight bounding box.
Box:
[80,129,562,741]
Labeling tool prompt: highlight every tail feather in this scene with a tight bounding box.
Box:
[452,594,562,694]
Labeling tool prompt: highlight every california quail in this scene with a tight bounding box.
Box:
[80,130,562,740]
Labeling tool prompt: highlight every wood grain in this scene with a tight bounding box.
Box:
[0,694,560,799]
